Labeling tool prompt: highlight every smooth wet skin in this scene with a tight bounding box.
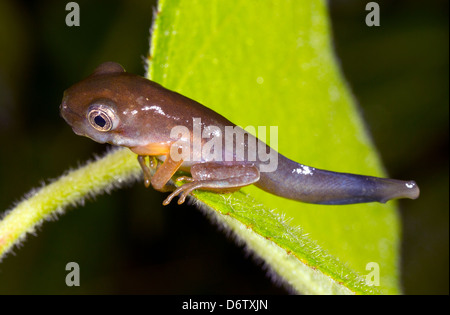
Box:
[60,62,420,205]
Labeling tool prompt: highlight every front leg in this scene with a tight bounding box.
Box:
[137,155,158,188]
[138,153,184,193]
[163,162,260,205]
[150,154,184,192]
[138,151,184,193]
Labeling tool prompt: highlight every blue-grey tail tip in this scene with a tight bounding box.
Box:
[379,179,420,203]
[404,180,420,200]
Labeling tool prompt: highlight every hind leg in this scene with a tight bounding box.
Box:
[163,163,260,205]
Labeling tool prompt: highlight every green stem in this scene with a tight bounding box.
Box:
[0,148,140,260]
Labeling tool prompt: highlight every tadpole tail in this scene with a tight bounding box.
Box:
[256,154,420,205]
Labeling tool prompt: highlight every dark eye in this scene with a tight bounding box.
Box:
[87,101,119,132]
[94,115,107,128]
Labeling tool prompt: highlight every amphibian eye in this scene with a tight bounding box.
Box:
[87,101,119,132]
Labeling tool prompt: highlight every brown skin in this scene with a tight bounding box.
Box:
[60,62,420,205]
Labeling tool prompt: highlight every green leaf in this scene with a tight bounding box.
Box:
[148,0,400,294]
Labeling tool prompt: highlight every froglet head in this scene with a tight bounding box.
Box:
[60,62,156,148]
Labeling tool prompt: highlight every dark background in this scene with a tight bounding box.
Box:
[0,0,447,294]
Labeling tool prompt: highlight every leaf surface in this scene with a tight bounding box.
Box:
[148,0,400,294]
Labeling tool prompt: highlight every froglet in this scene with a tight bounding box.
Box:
[60,62,419,206]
